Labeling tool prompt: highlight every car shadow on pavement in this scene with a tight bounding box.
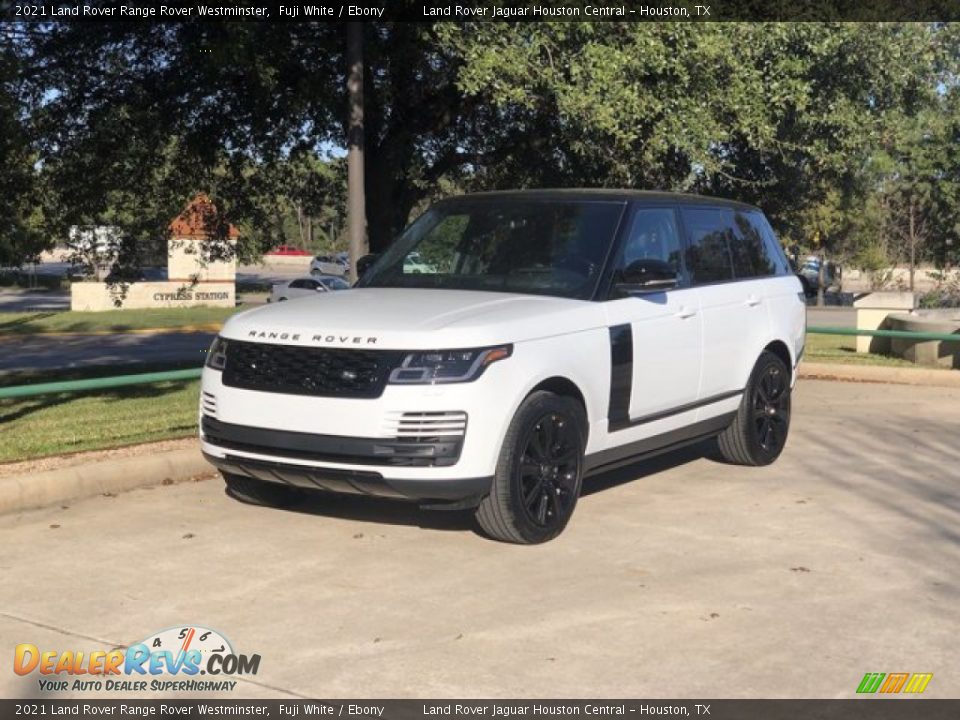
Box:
[250,440,719,537]
[268,490,478,533]
[582,439,718,496]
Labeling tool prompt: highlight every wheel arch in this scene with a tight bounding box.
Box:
[525,375,590,445]
[763,339,794,373]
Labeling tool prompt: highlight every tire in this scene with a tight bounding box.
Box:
[717,351,792,466]
[223,472,303,508]
[278,297,288,302]
[475,391,587,544]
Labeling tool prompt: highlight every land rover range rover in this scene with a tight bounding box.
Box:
[201,190,805,543]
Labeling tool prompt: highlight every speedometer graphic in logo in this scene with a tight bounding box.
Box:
[141,626,233,662]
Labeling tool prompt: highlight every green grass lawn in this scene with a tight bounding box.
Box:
[0,306,244,335]
[0,380,200,463]
[803,332,938,368]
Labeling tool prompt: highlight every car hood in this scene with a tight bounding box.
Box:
[222,288,603,350]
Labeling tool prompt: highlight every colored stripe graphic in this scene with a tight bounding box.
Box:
[857,672,933,694]
[903,673,934,694]
[857,673,886,694]
[879,673,909,693]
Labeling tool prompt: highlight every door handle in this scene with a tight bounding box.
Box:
[745,294,762,307]
[675,307,697,319]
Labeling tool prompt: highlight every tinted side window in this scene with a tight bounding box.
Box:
[748,211,792,276]
[288,279,307,289]
[732,211,781,277]
[617,208,684,275]
[681,207,735,284]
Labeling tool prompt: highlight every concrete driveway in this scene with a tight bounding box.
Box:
[0,379,957,699]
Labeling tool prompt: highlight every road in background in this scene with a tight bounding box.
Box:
[0,290,70,312]
[0,380,956,698]
[0,331,216,375]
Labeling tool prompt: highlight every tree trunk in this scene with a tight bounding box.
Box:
[295,203,305,247]
[364,142,421,254]
[346,23,366,282]
[908,198,916,293]
[817,250,825,307]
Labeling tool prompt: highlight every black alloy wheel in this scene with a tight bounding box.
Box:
[517,412,582,529]
[476,391,587,544]
[717,350,793,466]
[752,361,790,454]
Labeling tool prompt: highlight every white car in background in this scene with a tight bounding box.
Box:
[403,252,435,274]
[268,275,350,302]
[310,254,347,276]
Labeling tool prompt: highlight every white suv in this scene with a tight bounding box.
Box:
[201,191,805,543]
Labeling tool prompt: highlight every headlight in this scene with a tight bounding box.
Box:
[206,336,228,370]
[388,345,512,385]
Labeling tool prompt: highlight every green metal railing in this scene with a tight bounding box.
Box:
[0,325,957,400]
[807,326,960,343]
[0,368,202,400]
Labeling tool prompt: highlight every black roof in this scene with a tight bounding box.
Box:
[437,188,759,211]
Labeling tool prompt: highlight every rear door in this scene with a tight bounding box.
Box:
[680,206,771,415]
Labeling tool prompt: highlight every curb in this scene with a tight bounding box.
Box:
[799,361,960,388]
[0,324,222,339]
[0,445,214,516]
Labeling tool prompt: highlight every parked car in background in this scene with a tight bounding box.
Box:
[310,254,347,276]
[797,256,840,296]
[267,245,312,257]
[268,275,350,302]
[402,251,435,274]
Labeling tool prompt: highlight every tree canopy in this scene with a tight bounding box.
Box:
[4,20,959,276]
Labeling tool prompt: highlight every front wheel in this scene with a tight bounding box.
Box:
[475,391,586,544]
[717,351,792,466]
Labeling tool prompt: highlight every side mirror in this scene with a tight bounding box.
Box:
[615,258,678,294]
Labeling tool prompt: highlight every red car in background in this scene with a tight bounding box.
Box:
[266,245,312,256]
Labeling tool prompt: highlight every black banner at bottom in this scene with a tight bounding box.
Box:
[0,700,957,720]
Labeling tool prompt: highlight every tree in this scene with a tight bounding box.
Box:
[10,19,959,273]
[0,31,46,267]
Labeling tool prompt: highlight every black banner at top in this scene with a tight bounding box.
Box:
[2,0,960,22]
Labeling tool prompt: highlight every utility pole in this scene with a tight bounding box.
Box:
[346,23,366,284]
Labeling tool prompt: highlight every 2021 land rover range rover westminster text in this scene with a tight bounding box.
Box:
[201,190,806,543]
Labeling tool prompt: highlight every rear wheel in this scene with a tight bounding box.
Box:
[476,391,586,544]
[717,351,792,466]
[223,472,303,508]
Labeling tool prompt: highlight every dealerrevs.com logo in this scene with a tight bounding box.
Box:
[14,626,261,693]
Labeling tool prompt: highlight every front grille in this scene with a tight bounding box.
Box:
[222,340,402,398]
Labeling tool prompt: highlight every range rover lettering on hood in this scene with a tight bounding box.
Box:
[247,330,379,345]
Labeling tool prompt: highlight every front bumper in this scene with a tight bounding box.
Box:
[201,415,463,467]
[204,451,491,503]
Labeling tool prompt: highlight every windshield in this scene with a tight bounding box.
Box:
[359,199,626,300]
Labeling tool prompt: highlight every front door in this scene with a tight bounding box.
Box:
[603,207,702,435]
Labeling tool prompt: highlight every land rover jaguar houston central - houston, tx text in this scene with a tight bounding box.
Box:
[200,190,805,543]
